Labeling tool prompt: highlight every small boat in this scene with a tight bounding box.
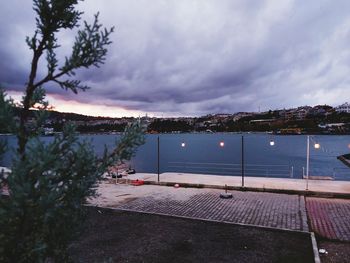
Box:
[131,179,144,186]
[126,168,136,174]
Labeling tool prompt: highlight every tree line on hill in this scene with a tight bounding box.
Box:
[2,106,350,134]
[147,111,350,134]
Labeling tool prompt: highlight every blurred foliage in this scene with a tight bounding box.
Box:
[0,1,144,262]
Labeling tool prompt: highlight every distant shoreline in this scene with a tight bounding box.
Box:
[1,131,349,136]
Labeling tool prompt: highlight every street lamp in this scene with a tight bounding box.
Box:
[241,135,244,187]
[157,136,160,182]
[181,142,186,147]
[269,140,275,146]
[219,141,225,147]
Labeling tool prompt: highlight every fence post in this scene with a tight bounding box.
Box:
[302,166,305,178]
[241,135,245,187]
[306,135,310,190]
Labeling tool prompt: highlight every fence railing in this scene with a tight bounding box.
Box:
[167,162,293,178]
[333,167,350,179]
[301,166,343,180]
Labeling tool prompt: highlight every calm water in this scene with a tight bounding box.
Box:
[1,133,350,180]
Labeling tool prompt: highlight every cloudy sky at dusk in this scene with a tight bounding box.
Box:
[1,0,350,117]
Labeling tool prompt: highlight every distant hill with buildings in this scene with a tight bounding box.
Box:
[144,103,350,134]
[5,102,350,134]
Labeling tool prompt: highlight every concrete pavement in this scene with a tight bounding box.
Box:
[91,183,308,232]
[114,172,350,197]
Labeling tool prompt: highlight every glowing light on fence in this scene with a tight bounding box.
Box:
[270,140,275,146]
[181,142,186,147]
[314,143,320,149]
[219,141,225,147]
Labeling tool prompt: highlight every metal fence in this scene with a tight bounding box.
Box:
[167,161,293,178]
[333,167,350,179]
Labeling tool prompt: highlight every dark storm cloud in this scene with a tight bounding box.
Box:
[1,0,350,116]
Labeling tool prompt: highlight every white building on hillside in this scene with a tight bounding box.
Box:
[335,102,350,113]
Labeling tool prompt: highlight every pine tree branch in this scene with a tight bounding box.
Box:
[19,2,114,156]
[33,13,114,93]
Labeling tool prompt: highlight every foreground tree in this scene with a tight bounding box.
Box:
[0,1,145,262]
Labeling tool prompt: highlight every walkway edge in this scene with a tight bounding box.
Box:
[311,232,321,263]
[90,204,311,235]
[137,180,350,199]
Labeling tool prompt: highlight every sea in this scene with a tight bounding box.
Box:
[1,133,350,181]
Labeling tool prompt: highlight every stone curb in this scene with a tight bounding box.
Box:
[311,232,321,263]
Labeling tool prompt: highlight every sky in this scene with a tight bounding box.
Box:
[1,0,350,117]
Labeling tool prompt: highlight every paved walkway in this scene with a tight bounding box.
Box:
[93,183,309,232]
[92,182,350,241]
[119,172,350,196]
[306,197,350,241]
[118,190,309,231]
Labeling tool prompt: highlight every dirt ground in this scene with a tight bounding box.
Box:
[69,207,314,263]
[318,240,350,263]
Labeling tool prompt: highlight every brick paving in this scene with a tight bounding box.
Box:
[306,197,350,241]
[118,190,309,231]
